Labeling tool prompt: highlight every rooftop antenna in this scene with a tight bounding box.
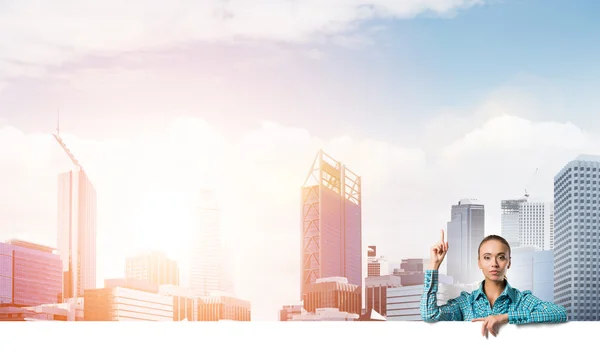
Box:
[53,109,82,169]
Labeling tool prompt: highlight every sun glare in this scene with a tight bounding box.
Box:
[132,190,195,259]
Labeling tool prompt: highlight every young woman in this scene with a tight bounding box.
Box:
[420,230,567,337]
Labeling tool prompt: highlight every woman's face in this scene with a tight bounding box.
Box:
[478,240,511,282]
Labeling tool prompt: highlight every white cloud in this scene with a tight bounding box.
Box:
[437,115,587,191]
[0,0,482,81]
[420,74,574,157]
[306,48,325,60]
[442,115,585,161]
[433,115,591,247]
[0,59,48,79]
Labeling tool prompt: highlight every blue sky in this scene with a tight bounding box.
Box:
[1,0,599,144]
[327,0,600,138]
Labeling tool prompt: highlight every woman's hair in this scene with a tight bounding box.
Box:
[477,234,511,259]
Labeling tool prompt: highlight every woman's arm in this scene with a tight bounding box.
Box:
[509,291,568,324]
[420,269,465,322]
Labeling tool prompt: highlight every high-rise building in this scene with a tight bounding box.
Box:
[84,278,173,321]
[54,129,97,301]
[368,257,389,277]
[367,245,389,277]
[279,304,304,321]
[446,199,485,284]
[158,285,195,321]
[386,272,454,321]
[302,277,361,316]
[157,284,250,321]
[368,258,455,320]
[365,275,401,317]
[394,258,425,274]
[0,240,62,308]
[196,295,251,321]
[501,198,528,248]
[554,154,600,321]
[301,150,362,303]
[125,250,179,286]
[189,189,232,297]
[519,201,555,250]
[508,246,554,302]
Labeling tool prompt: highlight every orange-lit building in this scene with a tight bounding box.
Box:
[84,278,173,321]
[279,304,303,321]
[159,285,195,321]
[301,150,362,306]
[302,277,361,316]
[125,250,179,286]
[365,275,401,317]
[0,240,62,312]
[196,293,251,321]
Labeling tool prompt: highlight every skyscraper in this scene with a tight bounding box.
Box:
[189,189,232,297]
[501,198,528,248]
[0,240,62,307]
[508,246,555,303]
[301,150,362,302]
[53,129,97,301]
[446,199,485,284]
[554,154,600,321]
[125,250,180,286]
[519,201,554,250]
[57,168,97,299]
[367,246,389,277]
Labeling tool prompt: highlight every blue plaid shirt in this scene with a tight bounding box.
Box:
[420,270,567,324]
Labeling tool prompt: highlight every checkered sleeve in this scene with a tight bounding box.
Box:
[420,270,464,322]
[508,290,568,324]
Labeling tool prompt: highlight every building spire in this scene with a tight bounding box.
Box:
[52,110,82,169]
[56,108,60,136]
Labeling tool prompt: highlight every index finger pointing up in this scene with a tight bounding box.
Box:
[441,229,448,251]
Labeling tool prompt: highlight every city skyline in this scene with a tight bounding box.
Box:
[2,0,600,320]
[1,139,595,320]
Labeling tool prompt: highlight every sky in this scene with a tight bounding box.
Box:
[1,0,600,320]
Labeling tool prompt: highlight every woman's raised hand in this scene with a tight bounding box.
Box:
[429,229,448,270]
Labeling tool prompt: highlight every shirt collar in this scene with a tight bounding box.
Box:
[473,279,516,303]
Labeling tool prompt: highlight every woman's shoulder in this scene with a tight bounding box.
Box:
[505,283,536,304]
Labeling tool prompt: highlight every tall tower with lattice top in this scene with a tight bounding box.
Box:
[301,150,362,304]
